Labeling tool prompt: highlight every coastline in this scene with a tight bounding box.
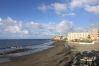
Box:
[0,41,73,66]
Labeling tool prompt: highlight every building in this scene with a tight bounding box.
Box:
[67,28,99,41]
[67,32,90,41]
[91,28,99,40]
[53,35,63,40]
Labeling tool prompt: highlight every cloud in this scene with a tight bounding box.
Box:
[70,0,98,8]
[5,26,21,33]
[46,20,73,35]
[0,18,2,22]
[25,20,73,35]
[85,5,99,14]
[62,12,76,16]
[56,20,73,33]
[0,17,74,38]
[1,17,17,26]
[37,0,99,16]
[25,21,44,29]
[70,0,99,15]
[38,2,75,16]
[0,17,29,35]
[37,4,49,12]
[50,3,67,15]
[22,30,29,34]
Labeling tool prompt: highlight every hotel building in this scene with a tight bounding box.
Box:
[91,28,99,40]
[67,32,90,41]
[67,28,99,41]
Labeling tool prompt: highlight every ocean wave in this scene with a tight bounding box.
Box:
[0,40,54,57]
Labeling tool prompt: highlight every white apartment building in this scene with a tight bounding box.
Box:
[67,32,90,41]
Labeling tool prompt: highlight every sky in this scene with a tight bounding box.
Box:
[0,0,99,39]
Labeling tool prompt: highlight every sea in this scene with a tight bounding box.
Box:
[0,39,54,63]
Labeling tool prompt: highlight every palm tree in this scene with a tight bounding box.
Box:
[87,35,91,40]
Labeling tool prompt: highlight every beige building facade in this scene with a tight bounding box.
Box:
[67,32,90,41]
[67,28,99,41]
[91,28,99,40]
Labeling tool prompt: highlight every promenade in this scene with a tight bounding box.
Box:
[68,42,99,52]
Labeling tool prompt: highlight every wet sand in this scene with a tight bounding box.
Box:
[0,41,73,66]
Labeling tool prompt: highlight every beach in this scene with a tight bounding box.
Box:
[0,41,73,66]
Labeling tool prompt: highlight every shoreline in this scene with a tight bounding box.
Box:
[0,40,54,57]
[0,41,73,66]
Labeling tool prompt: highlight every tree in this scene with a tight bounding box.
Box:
[87,35,91,40]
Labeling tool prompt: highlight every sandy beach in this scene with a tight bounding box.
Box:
[0,41,73,66]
